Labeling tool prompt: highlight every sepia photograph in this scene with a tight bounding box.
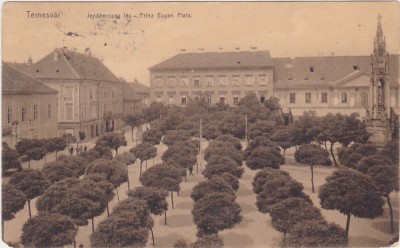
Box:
[1,1,399,247]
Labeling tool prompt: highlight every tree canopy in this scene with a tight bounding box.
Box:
[141,164,182,192]
[191,175,235,202]
[2,184,26,222]
[246,146,285,170]
[2,142,22,172]
[95,133,127,154]
[128,186,169,216]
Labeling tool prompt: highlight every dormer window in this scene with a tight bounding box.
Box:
[310,67,314,72]
[353,65,359,70]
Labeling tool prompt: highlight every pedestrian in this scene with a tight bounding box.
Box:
[84,145,87,152]
[69,146,74,156]
[76,146,81,155]
[188,165,193,175]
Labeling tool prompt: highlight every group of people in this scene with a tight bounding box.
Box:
[69,144,87,156]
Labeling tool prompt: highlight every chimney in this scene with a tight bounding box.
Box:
[53,51,58,61]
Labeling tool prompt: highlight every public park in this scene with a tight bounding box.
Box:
[2,94,399,248]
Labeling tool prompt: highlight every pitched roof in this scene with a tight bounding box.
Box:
[17,48,120,82]
[150,51,273,70]
[122,83,142,101]
[2,63,58,94]
[272,54,399,87]
[126,79,150,94]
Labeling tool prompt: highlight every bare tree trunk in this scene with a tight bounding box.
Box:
[150,227,155,246]
[91,218,95,234]
[139,160,143,181]
[2,218,4,241]
[324,141,328,151]
[73,236,76,248]
[116,188,120,202]
[28,199,32,219]
[345,213,351,237]
[164,210,167,225]
[131,128,134,142]
[310,164,315,193]
[107,203,110,217]
[55,150,58,159]
[127,175,131,191]
[330,142,338,167]
[28,160,31,169]
[146,160,148,170]
[153,158,154,166]
[171,191,174,209]
[44,155,47,166]
[283,149,286,156]
[387,195,394,234]
[197,161,199,174]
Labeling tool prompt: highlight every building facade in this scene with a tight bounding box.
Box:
[149,22,399,119]
[149,51,274,106]
[14,48,125,139]
[2,63,59,147]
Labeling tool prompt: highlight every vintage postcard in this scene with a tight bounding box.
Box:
[2,1,399,248]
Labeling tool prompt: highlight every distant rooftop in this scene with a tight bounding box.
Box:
[150,50,273,70]
[2,63,58,94]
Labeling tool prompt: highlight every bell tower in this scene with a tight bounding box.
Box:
[370,14,390,119]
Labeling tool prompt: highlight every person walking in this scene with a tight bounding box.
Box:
[84,145,87,152]
[188,165,193,175]
[69,146,74,156]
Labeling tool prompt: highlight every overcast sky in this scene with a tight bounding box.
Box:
[3,2,399,85]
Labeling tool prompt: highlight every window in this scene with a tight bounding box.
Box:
[305,93,311,103]
[360,92,368,107]
[33,104,38,120]
[220,96,225,104]
[21,106,26,122]
[310,66,314,72]
[65,86,73,100]
[220,76,227,86]
[155,78,162,87]
[169,95,174,104]
[245,75,254,85]
[341,92,347,103]
[353,65,359,70]
[181,97,187,105]
[168,78,175,87]
[233,76,240,86]
[181,77,188,87]
[65,104,73,120]
[156,96,161,102]
[260,95,266,103]
[289,93,296,103]
[259,75,268,85]
[194,78,201,87]
[7,106,12,124]
[321,92,328,103]
[207,95,212,104]
[206,77,214,87]
[233,96,239,105]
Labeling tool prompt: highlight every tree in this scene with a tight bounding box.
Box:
[2,184,26,239]
[56,155,88,177]
[21,214,77,247]
[62,133,77,146]
[177,121,200,137]
[91,198,153,247]
[192,192,241,237]
[192,235,224,248]
[9,169,50,218]
[203,156,244,179]
[162,130,191,146]
[243,136,278,159]
[271,127,293,156]
[95,133,127,155]
[191,175,235,202]
[87,144,113,160]
[203,123,221,142]
[337,143,378,168]
[282,220,348,247]
[319,169,384,236]
[246,147,285,170]
[82,173,115,217]
[287,111,320,147]
[252,168,291,194]
[128,186,168,241]
[256,176,311,213]
[123,114,143,141]
[45,137,67,159]
[113,151,136,166]
[85,158,128,202]
[15,139,47,169]
[269,197,324,235]
[2,142,22,173]
[142,128,163,145]
[141,164,182,209]
[221,172,240,191]
[215,134,242,150]
[294,144,332,193]
[356,155,393,173]
[79,131,86,142]
[218,112,246,139]
[204,141,243,165]
[367,164,399,234]
[379,140,399,165]
[248,120,276,140]
[130,142,157,179]
[42,160,77,183]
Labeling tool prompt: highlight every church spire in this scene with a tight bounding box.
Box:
[374,14,386,55]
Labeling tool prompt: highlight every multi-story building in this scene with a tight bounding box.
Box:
[13,48,125,139]
[148,20,399,120]
[122,83,144,115]
[127,79,150,107]
[149,51,274,106]
[2,63,58,147]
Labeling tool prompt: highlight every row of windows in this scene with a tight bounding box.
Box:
[154,74,269,87]
[157,94,267,105]
[6,104,52,124]
[289,92,330,104]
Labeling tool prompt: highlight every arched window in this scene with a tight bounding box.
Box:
[341,92,347,103]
